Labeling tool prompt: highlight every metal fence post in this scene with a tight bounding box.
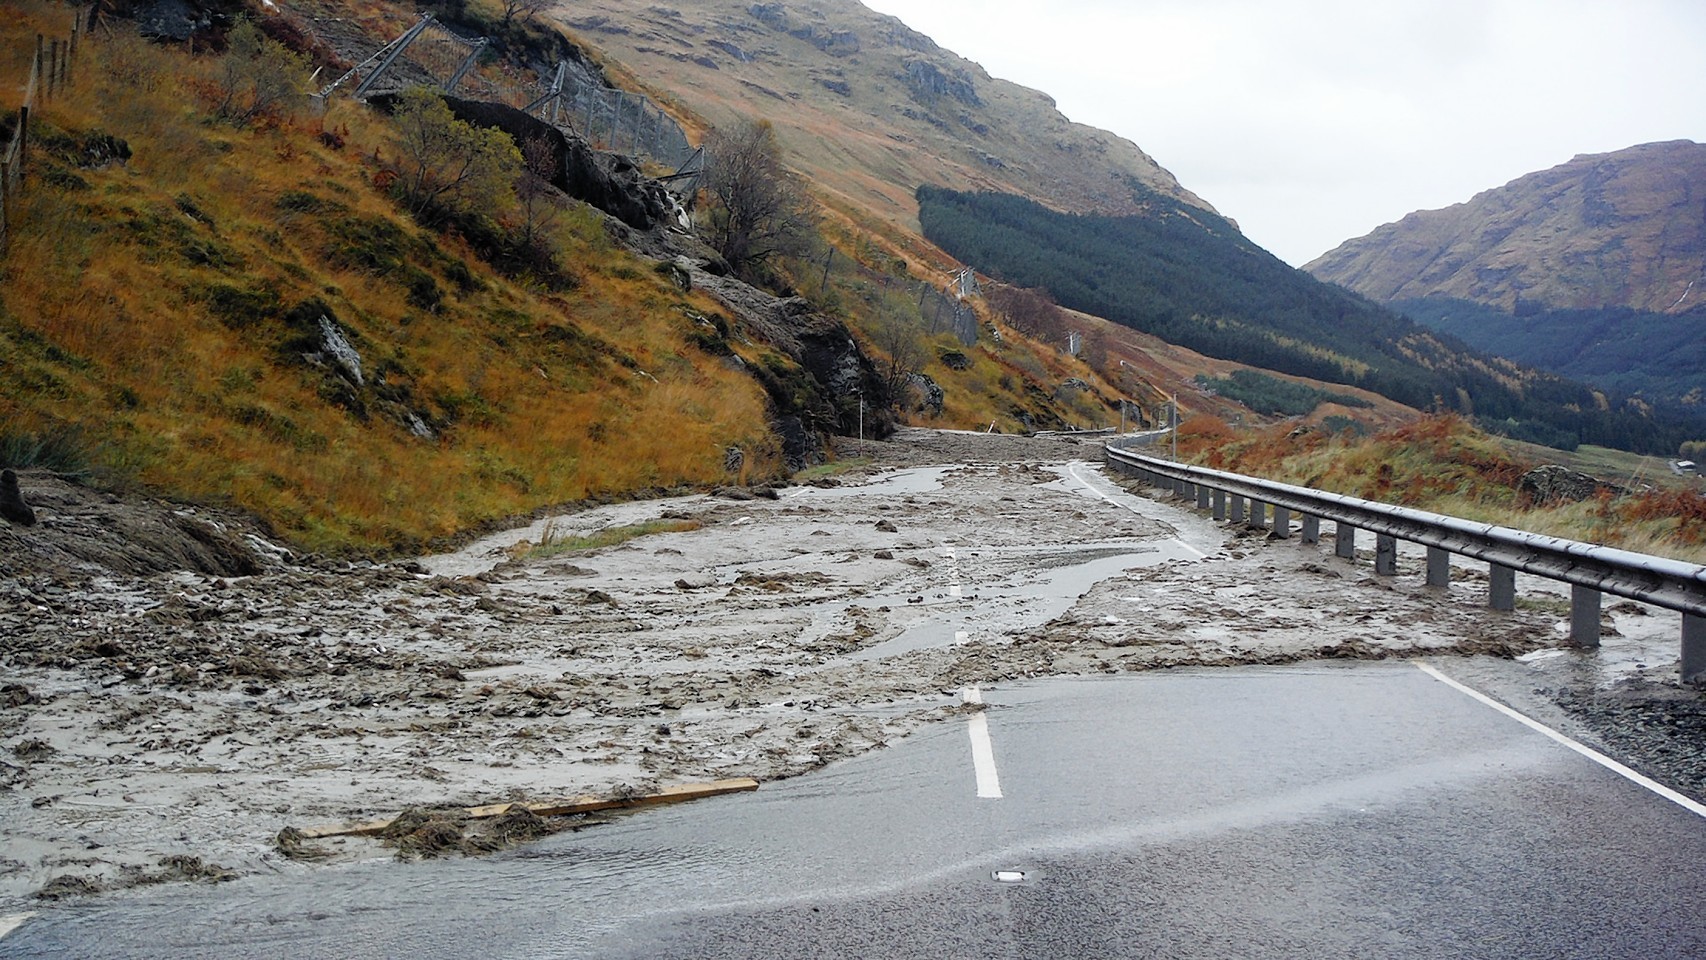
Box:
[1684,615,1705,683]
[1426,546,1450,588]
[1196,485,1210,510]
[1247,500,1267,530]
[1273,505,1291,539]
[1230,495,1246,524]
[1300,515,1320,544]
[1211,489,1226,522]
[1335,523,1356,560]
[1375,534,1397,576]
[1489,564,1516,611]
[1571,585,1602,648]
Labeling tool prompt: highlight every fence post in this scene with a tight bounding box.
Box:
[1272,505,1291,538]
[1683,615,1704,684]
[1375,534,1397,576]
[1570,585,1602,648]
[1211,489,1226,522]
[1426,546,1450,588]
[17,104,28,182]
[1489,563,1516,611]
[1335,522,1356,560]
[1301,515,1320,544]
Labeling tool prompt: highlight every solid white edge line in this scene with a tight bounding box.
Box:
[961,687,1003,799]
[1415,660,1706,819]
[1067,462,1208,560]
[0,912,35,939]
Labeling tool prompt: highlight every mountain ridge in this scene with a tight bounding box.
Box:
[1304,140,1706,316]
[553,0,1219,238]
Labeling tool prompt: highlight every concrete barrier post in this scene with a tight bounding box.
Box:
[1212,489,1226,522]
[1272,505,1291,539]
[1571,585,1602,648]
[1196,485,1210,510]
[1301,515,1319,544]
[1335,523,1356,560]
[1248,501,1267,530]
[1375,534,1397,576]
[1230,496,1246,524]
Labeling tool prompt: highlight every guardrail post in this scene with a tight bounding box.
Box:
[1684,616,1705,683]
[1335,523,1356,560]
[1489,563,1516,611]
[1211,489,1226,521]
[1272,506,1291,539]
[1196,485,1210,510]
[1571,585,1602,648]
[1248,501,1267,530]
[1301,515,1319,544]
[1375,534,1397,576]
[1230,495,1246,524]
[1426,546,1450,589]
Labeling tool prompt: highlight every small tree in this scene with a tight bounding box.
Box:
[699,119,812,281]
[987,284,1065,345]
[515,136,561,249]
[499,0,551,29]
[390,87,522,226]
[870,314,928,412]
[214,19,309,127]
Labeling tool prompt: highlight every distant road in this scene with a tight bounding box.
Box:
[9,661,1706,958]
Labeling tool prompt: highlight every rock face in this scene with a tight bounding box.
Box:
[1518,465,1624,506]
[1306,141,1706,316]
[1,469,37,526]
[394,95,680,231]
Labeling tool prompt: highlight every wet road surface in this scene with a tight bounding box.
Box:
[8,661,1706,958]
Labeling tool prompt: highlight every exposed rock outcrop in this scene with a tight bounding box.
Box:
[1518,464,1624,506]
[434,96,681,231]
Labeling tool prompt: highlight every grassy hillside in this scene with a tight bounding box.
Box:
[0,1,1134,552]
[1177,414,1706,562]
[1,7,777,552]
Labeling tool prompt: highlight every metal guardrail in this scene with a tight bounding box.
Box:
[1104,443,1706,682]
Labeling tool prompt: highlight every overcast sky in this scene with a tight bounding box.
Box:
[859,0,1706,267]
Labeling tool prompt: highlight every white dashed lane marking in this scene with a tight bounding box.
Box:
[962,686,1004,799]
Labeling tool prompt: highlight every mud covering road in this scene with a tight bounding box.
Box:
[2,428,1701,905]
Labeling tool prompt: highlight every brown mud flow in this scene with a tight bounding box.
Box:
[2,429,1694,904]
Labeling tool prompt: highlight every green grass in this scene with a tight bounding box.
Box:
[793,457,872,482]
[509,517,704,560]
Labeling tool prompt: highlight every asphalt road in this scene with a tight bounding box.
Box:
[7,661,1706,958]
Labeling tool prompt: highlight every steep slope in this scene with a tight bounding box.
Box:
[917,186,1698,454]
[1305,140,1706,315]
[548,0,1216,233]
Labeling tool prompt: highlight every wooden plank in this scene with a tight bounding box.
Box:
[294,778,759,841]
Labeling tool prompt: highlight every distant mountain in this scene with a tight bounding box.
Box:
[1304,141,1706,422]
[1305,140,1706,315]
